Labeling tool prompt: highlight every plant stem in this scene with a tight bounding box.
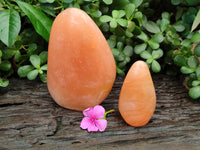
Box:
[103,109,115,119]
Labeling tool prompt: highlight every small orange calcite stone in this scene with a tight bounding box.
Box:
[47,8,116,111]
[119,60,156,127]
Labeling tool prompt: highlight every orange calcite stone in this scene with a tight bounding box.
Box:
[47,8,116,111]
[119,60,156,127]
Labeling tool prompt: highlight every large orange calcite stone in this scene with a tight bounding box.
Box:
[47,8,116,111]
[119,60,156,127]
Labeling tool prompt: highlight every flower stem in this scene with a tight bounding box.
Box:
[103,109,115,119]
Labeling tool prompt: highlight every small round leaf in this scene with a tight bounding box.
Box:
[100,15,112,23]
[41,64,48,71]
[191,32,200,43]
[148,39,160,49]
[140,51,152,59]
[187,56,198,69]
[0,61,11,71]
[180,66,194,74]
[18,65,34,77]
[40,73,47,83]
[30,55,41,68]
[151,60,161,73]
[194,44,200,57]
[39,51,48,65]
[27,69,39,80]
[174,55,187,66]
[123,45,133,57]
[189,86,200,99]
[134,43,147,54]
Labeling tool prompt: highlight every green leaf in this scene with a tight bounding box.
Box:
[2,49,16,59]
[27,69,39,80]
[152,33,164,43]
[137,31,148,42]
[14,51,21,62]
[191,32,200,43]
[103,0,113,5]
[30,55,41,68]
[0,8,21,47]
[143,20,160,34]
[18,65,34,77]
[194,44,200,57]
[140,51,152,59]
[15,0,53,42]
[171,0,183,5]
[117,52,125,61]
[41,64,48,71]
[0,78,9,87]
[151,60,161,73]
[107,38,116,48]
[180,66,195,74]
[117,19,128,27]
[189,86,200,99]
[125,30,133,38]
[162,12,170,20]
[134,43,147,54]
[40,73,47,83]
[123,45,133,56]
[187,56,198,69]
[196,66,200,76]
[148,39,159,49]
[116,66,125,76]
[160,18,170,32]
[110,19,117,28]
[174,55,187,66]
[176,7,184,21]
[127,21,135,32]
[91,10,102,18]
[39,51,48,65]
[28,43,37,52]
[39,0,55,3]
[100,15,112,23]
[131,0,143,7]
[192,80,200,86]
[152,49,163,59]
[118,10,126,18]
[186,0,199,6]
[191,9,200,32]
[181,39,192,48]
[0,61,11,71]
[125,3,135,20]
[146,57,154,64]
[111,48,120,57]
[173,23,185,32]
[117,42,124,50]
[112,10,119,18]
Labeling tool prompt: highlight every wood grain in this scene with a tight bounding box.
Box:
[0,74,200,149]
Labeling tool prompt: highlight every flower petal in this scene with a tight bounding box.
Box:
[93,105,105,119]
[95,119,107,132]
[83,107,93,117]
[80,117,91,129]
[87,121,98,132]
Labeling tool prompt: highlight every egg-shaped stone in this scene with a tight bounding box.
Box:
[47,8,116,111]
[119,60,156,127]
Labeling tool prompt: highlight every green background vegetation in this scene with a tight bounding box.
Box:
[0,0,200,99]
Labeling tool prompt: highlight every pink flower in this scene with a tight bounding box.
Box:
[80,105,107,132]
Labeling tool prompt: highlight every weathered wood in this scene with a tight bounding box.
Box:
[0,74,200,149]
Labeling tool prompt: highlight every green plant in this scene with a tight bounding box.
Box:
[18,51,48,82]
[0,0,199,99]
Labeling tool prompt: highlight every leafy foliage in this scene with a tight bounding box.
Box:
[0,0,199,99]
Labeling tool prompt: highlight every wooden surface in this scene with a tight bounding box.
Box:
[0,74,200,150]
